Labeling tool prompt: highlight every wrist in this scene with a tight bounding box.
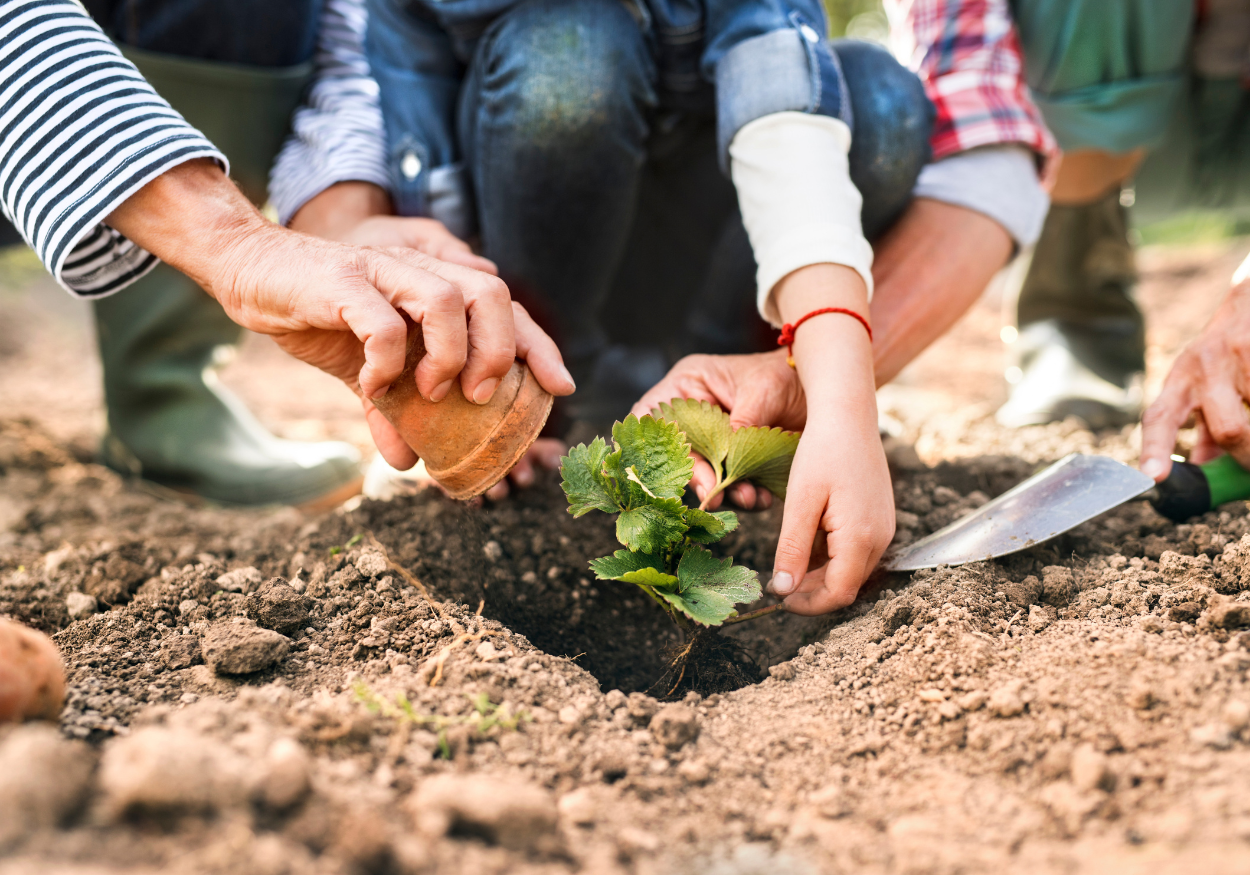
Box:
[104,158,269,300]
[773,264,875,403]
[289,182,394,240]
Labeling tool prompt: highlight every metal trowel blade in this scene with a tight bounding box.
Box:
[885,453,1154,572]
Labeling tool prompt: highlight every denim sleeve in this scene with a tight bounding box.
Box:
[702,0,851,169]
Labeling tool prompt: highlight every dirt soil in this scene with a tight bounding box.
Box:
[3,238,1250,875]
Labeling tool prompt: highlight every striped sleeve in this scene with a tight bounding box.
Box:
[0,0,226,298]
[269,0,390,225]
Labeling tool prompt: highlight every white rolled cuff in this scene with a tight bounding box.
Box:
[729,112,873,327]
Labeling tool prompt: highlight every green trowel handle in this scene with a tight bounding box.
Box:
[1151,455,1250,522]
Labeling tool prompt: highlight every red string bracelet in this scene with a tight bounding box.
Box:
[778,307,872,367]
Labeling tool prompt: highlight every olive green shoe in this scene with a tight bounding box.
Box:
[94,263,362,508]
[997,188,1146,430]
[89,47,360,508]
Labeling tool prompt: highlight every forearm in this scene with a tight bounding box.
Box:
[104,159,268,301]
[869,198,1013,385]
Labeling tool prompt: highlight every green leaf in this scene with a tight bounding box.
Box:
[588,549,665,580]
[619,567,680,590]
[684,508,740,544]
[609,415,693,500]
[655,545,761,626]
[655,399,730,478]
[616,498,688,553]
[725,426,801,499]
[561,438,620,516]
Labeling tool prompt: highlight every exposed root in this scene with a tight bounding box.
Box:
[649,627,760,699]
[365,533,448,623]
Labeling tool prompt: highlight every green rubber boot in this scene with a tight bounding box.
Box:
[94,48,362,507]
[997,187,1146,430]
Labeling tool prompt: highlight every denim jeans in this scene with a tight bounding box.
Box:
[370,0,932,425]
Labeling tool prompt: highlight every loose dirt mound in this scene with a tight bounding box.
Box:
[4,414,1250,875]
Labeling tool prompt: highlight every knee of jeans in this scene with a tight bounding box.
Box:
[480,0,654,148]
[833,39,935,239]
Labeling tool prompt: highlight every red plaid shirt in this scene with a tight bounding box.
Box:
[886,0,1059,175]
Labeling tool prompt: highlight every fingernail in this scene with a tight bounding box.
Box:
[472,377,500,405]
[430,379,454,402]
[769,571,795,596]
[514,467,534,487]
[559,364,576,390]
[1142,458,1166,480]
[370,384,390,400]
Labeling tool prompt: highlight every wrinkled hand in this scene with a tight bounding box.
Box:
[106,161,575,471]
[631,350,803,509]
[1141,256,1250,480]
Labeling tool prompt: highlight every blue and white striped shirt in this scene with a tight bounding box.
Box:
[0,0,225,297]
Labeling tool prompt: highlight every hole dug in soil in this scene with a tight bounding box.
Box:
[342,477,828,697]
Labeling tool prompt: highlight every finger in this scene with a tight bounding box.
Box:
[486,479,510,501]
[1140,378,1196,482]
[334,287,413,400]
[1190,420,1223,465]
[690,457,721,509]
[756,488,774,510]
[433,247,499,276]
[727,481,758,510]
[783,528,877,616]
[361,252,469,402]
[410,258,515,404]
[363,398,418,470]
[530,437,568,469]
[767,482,824,600]
[1197,381,1250,466]
[513,303,576,397]
[510,452,536,488]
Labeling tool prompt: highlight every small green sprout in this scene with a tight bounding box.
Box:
[330,533,364,556]
[354,683,528,758]
[559,400,799,627]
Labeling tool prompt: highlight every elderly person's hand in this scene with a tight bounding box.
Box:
[1140,253,1250,482]
[631,349,804,510]
[106,160,575,470]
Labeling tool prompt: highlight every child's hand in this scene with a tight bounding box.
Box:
[764,264,894,614]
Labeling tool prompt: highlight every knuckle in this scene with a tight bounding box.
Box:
[774,534,810,564]
[426,278,462,308]
[1209,420,1248,445]
[475,274,510,301]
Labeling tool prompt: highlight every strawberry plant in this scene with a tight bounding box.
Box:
[559,399,799,627]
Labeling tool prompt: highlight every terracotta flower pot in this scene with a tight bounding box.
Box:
[371,325,554,500]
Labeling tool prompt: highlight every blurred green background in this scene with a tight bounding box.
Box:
[826,0,888,40]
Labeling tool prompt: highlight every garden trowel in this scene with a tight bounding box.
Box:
[886,453,1250,571]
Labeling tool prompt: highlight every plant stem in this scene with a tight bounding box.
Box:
[697,478,732,511]
[639,584,676,619]
[723,603,787,625]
